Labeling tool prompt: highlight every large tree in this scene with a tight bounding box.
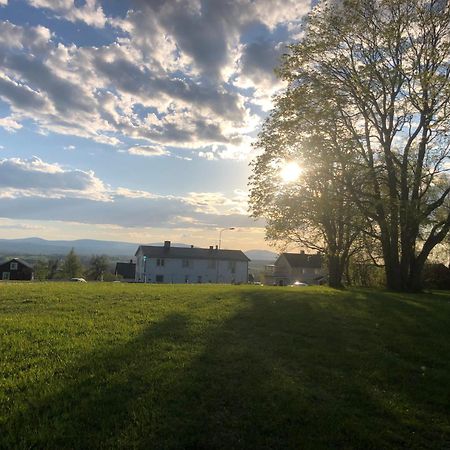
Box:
[258,0,450,291]
[88,255,109,281]
[249,79,362,288]
[62,248,83,279]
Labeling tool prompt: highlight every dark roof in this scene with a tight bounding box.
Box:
[0,258,34,270]
[136,245,250,262]
[279,252,322,269]
[115,262,136,279]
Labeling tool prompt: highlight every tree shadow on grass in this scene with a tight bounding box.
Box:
[3,289,450,449]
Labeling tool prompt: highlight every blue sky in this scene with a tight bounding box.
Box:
[0,0,311,250]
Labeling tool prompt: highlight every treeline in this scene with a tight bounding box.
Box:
[33,249,120,281]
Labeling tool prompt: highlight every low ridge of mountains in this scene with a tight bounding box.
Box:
[0,237,278,261]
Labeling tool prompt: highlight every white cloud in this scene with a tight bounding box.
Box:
[0,116,22,132]
[0,155,258,229]
[26,0,107,28]
[128,146,170,157]
[184,190,249,215]
[114,187,160,199]
[0,0,311,160]
[0,156,109,201]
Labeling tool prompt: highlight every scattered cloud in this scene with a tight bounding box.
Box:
[128,145,170,157]
[0,156,109,200]
[0,156,259,229]
[0,115,22,132]
[0,1,310,160]
[26,0,107,28]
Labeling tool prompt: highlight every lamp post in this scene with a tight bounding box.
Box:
[218,227,235,250]
[143,256,147,283]
[216,227,235,283]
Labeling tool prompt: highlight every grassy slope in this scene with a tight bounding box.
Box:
[0,283,449,450]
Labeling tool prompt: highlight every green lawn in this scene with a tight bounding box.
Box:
[1,283,449,449]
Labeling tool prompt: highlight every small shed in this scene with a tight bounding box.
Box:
[115,260,136,282]
[0,258,34,281]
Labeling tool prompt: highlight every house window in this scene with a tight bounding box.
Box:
[10,262,18,270]
[156,275,164,283]
[208,259,216,269]
[157,258,165,267]
[2,272,10,280]
[182,259,191,268]
[228,261,236,274]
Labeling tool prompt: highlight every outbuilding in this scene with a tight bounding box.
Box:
[0,258,34,281]
[115,260,136,282]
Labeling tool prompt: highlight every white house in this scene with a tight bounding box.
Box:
[135,241,250,284]
[263,251,326,286]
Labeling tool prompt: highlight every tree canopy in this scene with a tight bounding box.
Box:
[250,0,450,291]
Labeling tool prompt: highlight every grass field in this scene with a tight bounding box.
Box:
[1,283,449,449]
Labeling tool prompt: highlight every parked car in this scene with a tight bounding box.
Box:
[70,277,87,283]
[289,281,308,287]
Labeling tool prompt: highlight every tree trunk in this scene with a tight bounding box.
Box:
[383,253,402,291]
[405,256,426,292]
[328,254,344,289]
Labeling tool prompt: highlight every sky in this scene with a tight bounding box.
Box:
[0,0,311,251]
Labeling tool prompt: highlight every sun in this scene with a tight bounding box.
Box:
[280,161,302,183]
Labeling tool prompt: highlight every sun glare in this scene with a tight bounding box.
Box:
[280,161,302,183]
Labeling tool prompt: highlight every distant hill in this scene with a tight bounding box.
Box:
[0,238,186,258]
[0,238,276,260]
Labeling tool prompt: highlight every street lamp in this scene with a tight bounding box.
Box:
[218,227,235,250]
[216,227,235,283]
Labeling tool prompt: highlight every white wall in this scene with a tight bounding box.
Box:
[135,253,248,284]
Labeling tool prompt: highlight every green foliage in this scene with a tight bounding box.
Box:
[87,255,110,281]
[348,262,386,288]
[33,259,49,281]
[46,257,61,280]
[292,0,450,291]
[103,272,121,282]
[61,248,83,279]
[1,283,449,449]
[249,13,363,288]
[422,263,450,290]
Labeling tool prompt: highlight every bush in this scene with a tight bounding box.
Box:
[422,264,450,290]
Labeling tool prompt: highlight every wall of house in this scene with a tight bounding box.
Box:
[271,254,326,285]
[0,261,33,281]
[272,255,292,285]
[135,254,248,284]
[290,267,325,284]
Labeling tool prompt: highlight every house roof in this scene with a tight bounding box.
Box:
[0,258,34,270]
[279,252,322,269]
[136,245,250,262]
[115,262,136,279]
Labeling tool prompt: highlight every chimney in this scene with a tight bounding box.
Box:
[190,245,194,248]
[129,259,133,264]
[215,245,218,250]
[300,250,305,255]
[164,240,171,249]
[209,246,214,250]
